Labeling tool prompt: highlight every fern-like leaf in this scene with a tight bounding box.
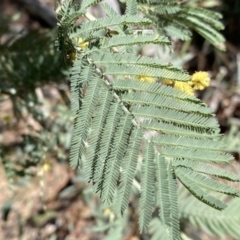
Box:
[70,64,101,168]
[173,159,240,182]
[71,15,152,39]
[57,0,238,235]
[176,168,227,210]
[105,65,189,81]
[176,167,239,197]
[149,218,170,240]
[100,34,170,49]
[138,141,155,232]
[114,128,143,215]
[100,114,133,204]
[80,0,103,10]
[126,0,137,16]
[84,87,113,182]
[156,155,180,240]
[95,102,123,191]
[179,187,240,239]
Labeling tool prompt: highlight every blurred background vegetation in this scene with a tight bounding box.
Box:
[0,0,240,239]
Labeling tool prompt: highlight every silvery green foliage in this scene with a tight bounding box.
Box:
[56,0,239,238]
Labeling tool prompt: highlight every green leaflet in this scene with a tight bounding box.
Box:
[101,34,170,49]
[91,52,173,69]
[100,113,133,204]
[164,22,192,41]
[176,168,228,210]
[57,0,74,22]
[121,91,212,115]
[101,3,125,34]
[70,58,83,116]
[138,0,226,50]
[70,65,102,169]
[138,0,180,15]
[104,64,189,81]
[183,6,224,30]
[95,101,123,194]
[161,147,232,163]
[173,159,240,182]
[142,120,221,139]
[126,0,137,16]
[80,0,103,10]
[148,218,171,240]
[153,135,225,151]
[156,155,180,240]
[114,128,143,215]
[141,4,180,15]
[138,141,155,232]
[176,167,239,197]
[179,187,240,239]
[84,87,113,182]
[178,15,225,43]
[101,2,120,17]
[71,15,152,39]
[131,105,219,130]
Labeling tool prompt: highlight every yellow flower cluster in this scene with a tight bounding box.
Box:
[69,51,76,61]
[191,71,210,90]
[68,37,89,62]
[78,37,89,49]
[136,75,155,83]
[174,81,194,95]
[162,71,210,95]
[103,208,115,222]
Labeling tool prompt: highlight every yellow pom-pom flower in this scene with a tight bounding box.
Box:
[42,162,52,172]
[67,37,89,62]
[162,78,194,95]
[162,71,210,95]
[191,71,210,90]
[174,81,194,95]
[162,79,174,85]
[103,208,115,222]
[69,51,76,61]
[136,75,155,83]
[78,37,89,49]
